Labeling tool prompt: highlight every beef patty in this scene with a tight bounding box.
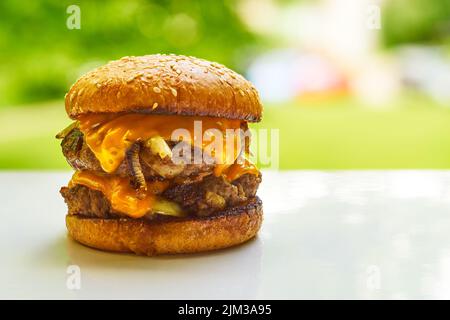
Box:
[61,173,261,218]
[61,128,245,182]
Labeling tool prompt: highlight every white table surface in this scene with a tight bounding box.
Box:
[1,170,450,299]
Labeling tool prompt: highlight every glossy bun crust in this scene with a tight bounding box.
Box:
[65,54,262,122]
[66,197,263,256]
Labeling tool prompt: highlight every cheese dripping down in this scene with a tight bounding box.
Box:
[68,159,258,218]
[67,113,260,218]
[68,171,187,218]
[77,113,246,173]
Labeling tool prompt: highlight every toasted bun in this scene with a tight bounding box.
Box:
[65,54,262,122]
[66,197,262,256]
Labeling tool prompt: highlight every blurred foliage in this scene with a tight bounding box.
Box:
[382,0,450,47]
[0,0,262,107]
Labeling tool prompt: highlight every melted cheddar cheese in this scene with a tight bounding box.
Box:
[67,113,260,218]
[223,159,260,181]
[78,113,244,173]
[69,171,169,218]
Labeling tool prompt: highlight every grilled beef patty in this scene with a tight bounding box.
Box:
[61,173,261,218]
[61,128,217,181]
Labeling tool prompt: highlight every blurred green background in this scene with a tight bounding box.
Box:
[1,0,450,170]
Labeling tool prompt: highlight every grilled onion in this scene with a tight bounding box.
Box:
[145,136,172,159]
[126,140,147,197]
[152,198,186,217]
[56,121,79,139]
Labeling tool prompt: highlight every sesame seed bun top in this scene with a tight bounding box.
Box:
[65,54,263,122]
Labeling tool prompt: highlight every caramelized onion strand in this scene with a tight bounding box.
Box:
[126,140,147,197]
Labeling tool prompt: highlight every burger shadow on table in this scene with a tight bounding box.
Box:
[62,234,263,299]
[35,234,262,298]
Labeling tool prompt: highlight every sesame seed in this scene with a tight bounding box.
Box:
[152,102,158,109]
[170,88,178,97]
[239,89,245,97]
[153,87,161,93]
[175,69,182,75]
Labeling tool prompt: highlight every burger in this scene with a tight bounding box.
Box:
[57,54,263,256]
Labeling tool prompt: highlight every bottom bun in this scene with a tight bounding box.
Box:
[66,197,263,256]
